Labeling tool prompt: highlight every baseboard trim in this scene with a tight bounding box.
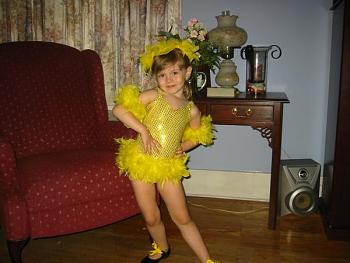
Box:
[183,169,271,202]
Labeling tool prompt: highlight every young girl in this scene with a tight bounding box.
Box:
[113,38,218,263]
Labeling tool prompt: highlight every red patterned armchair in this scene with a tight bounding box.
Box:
[0,41,140,263]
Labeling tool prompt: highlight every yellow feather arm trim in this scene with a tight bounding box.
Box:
[114,84,146,121]
[182,115,214,145]
[115,138,189,185]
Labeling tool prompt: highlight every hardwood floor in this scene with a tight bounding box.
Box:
[1,197,350,263]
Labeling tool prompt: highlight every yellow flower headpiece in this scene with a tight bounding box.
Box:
[139,38,200,73]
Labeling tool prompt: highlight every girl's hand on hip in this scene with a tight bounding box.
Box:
[175,146,184,157]
[140,129,161,154]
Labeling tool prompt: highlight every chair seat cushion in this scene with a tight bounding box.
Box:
[17,149,132,213]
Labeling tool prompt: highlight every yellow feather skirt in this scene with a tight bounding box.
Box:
[116,138,189,185]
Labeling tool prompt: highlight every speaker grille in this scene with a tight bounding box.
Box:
[279,159,320,216]
[286,187,318,216]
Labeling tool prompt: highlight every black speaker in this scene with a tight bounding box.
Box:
[279,159,321,216]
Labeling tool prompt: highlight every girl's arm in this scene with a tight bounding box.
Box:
[113,89,160,154]
[177,103,214,156]
[112,105,147,135]
[176,105,202,155]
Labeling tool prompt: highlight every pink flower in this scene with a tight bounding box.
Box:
[187,18,199,27]
[198,33,205,41]
[199,29,207,35]
[190,30,199,38]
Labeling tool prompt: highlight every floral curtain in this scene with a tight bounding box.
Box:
[0,0,181,107]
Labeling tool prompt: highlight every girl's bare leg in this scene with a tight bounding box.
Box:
[131,180,169,259]
[157,181,210,263]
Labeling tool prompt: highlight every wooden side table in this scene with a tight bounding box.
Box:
[195,91,290,229]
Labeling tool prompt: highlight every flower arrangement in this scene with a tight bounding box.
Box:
[183,18,220,72]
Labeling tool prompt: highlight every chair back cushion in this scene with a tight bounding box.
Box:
[0,41,103,158]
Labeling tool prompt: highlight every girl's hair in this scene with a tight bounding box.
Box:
[151,48,192,100]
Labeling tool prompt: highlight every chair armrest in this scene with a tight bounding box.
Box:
[0,189,29,240]
[93,121,136,151]
[0,137,29,240]
[0,137,19,188]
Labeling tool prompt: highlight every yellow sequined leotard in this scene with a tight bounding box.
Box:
[115,85,214,185]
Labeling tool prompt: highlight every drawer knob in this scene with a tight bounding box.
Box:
[232,107,252,118]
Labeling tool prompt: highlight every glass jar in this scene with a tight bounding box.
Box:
[241,45,282,96]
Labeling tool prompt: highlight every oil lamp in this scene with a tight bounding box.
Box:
[207,10,247,94]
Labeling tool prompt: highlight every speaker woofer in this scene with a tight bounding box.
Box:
[286,186,317,216]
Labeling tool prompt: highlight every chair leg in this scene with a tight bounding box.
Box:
[7,238,30,263]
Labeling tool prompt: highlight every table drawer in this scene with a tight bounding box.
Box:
[210,104,274,122]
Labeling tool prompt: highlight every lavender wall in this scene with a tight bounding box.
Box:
[183,0,332,172]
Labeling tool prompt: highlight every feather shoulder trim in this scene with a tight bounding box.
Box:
[114,84,146,121]
[182,115,214,145]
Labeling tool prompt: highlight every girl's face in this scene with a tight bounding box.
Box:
[156,62,192,98]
